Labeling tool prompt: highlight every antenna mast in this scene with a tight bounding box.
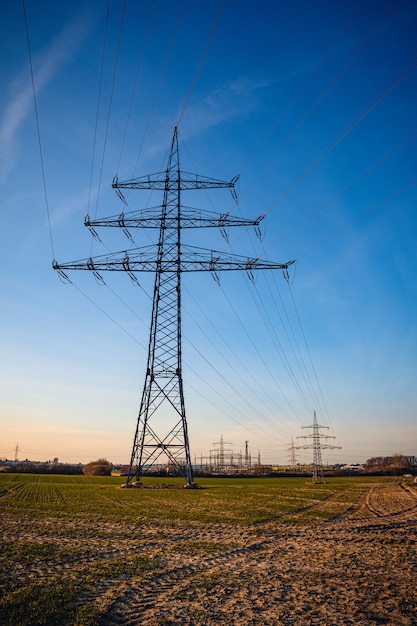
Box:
[53,127,296,487]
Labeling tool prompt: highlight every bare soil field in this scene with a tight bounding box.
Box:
[1,476,416,625]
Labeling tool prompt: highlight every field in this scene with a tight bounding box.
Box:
[1,474,416,625]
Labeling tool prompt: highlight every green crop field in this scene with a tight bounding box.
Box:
[0,473,411,625]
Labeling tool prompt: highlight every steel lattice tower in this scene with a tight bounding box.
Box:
[287,437,298,471]
[53,127,295,486]
[297,411,341,483]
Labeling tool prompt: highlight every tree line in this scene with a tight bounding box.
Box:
[364,454,416,474]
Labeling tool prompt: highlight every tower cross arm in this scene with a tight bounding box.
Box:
[85,207,264,230]
[180,246,296,273]
[52,245,297,274]
[297,434,337,441]
[112,172,239,191]
[297,443,341,450]
[52,246,157,273]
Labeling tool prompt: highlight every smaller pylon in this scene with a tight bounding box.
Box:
[287,437,298,471]
[297,411,341,483]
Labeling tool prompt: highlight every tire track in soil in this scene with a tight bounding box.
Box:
[365,483,417,518]
[98,539,278,626]
[95,483,417,625]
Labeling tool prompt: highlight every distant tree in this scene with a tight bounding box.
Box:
[83,458,113,476]
[119,465,136,476]
[365,454,412,474]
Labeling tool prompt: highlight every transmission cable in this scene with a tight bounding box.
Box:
[22,0,55,260]
[218,283,303,424]
[245,275,321,420]
[226,56,416,257]
[92,0,126,225]
[198,151,325,427]
[184,285,299,424]
[200,175,331,430]
[86,0,110,223]
[63,278,147,349]
[265,54,417,213]
[297,177,417,260]
[240,0,399,200]
[185,379,283,445]
[184,337,290,443]
[176,0,228,128]
[266,129,417,252]
[287,282,333,425]
[238,0,368,177]
[127,0,185,192]
[226,5,413,260]
[183,288,302,439]
[240,223,328,425]
[245,230,332,425]
[115,0,154,176]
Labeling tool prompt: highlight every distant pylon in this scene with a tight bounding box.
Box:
[211,435,233,471]
[53,127,296,487]
[287,437,298,470]
[297,411,341,483]
[245,440,249,468]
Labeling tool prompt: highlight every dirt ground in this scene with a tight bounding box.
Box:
[99,482,417,625]
[2,481,417,625]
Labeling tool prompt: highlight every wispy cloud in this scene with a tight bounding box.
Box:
[145,73,275,158]
[0,10,92,183]
[180,74,274,139]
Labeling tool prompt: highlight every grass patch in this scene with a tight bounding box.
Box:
[0,473,394,624]
[0,474,386,525]
[0,578,81,626]
[171,539,237,555]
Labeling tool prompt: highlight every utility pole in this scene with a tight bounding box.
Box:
[53,127,295,487]
[297,411,341,483]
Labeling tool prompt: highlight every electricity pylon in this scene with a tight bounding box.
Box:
[287,437,298,471]
[53,127,296,487]
[297,411,341,483]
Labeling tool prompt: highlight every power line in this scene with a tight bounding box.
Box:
[215,182,328,430]
[238,0,369,178]
[218,282,302,424]
[287,283,332,424]
[266,129,417,253]
[176,0,228,128]
[57,276,147,349]
[265,54,417,214]
[127,0,185,189]
[22,0,55,260]
[92,0,126,224]
[297,177,417,260]
[239,0,399,200]
[244,278,313,421]
[116,0,155,176]
[87,0,110,220]
[183,285,302,434]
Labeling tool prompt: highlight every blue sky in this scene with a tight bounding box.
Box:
[1,0,416,465]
